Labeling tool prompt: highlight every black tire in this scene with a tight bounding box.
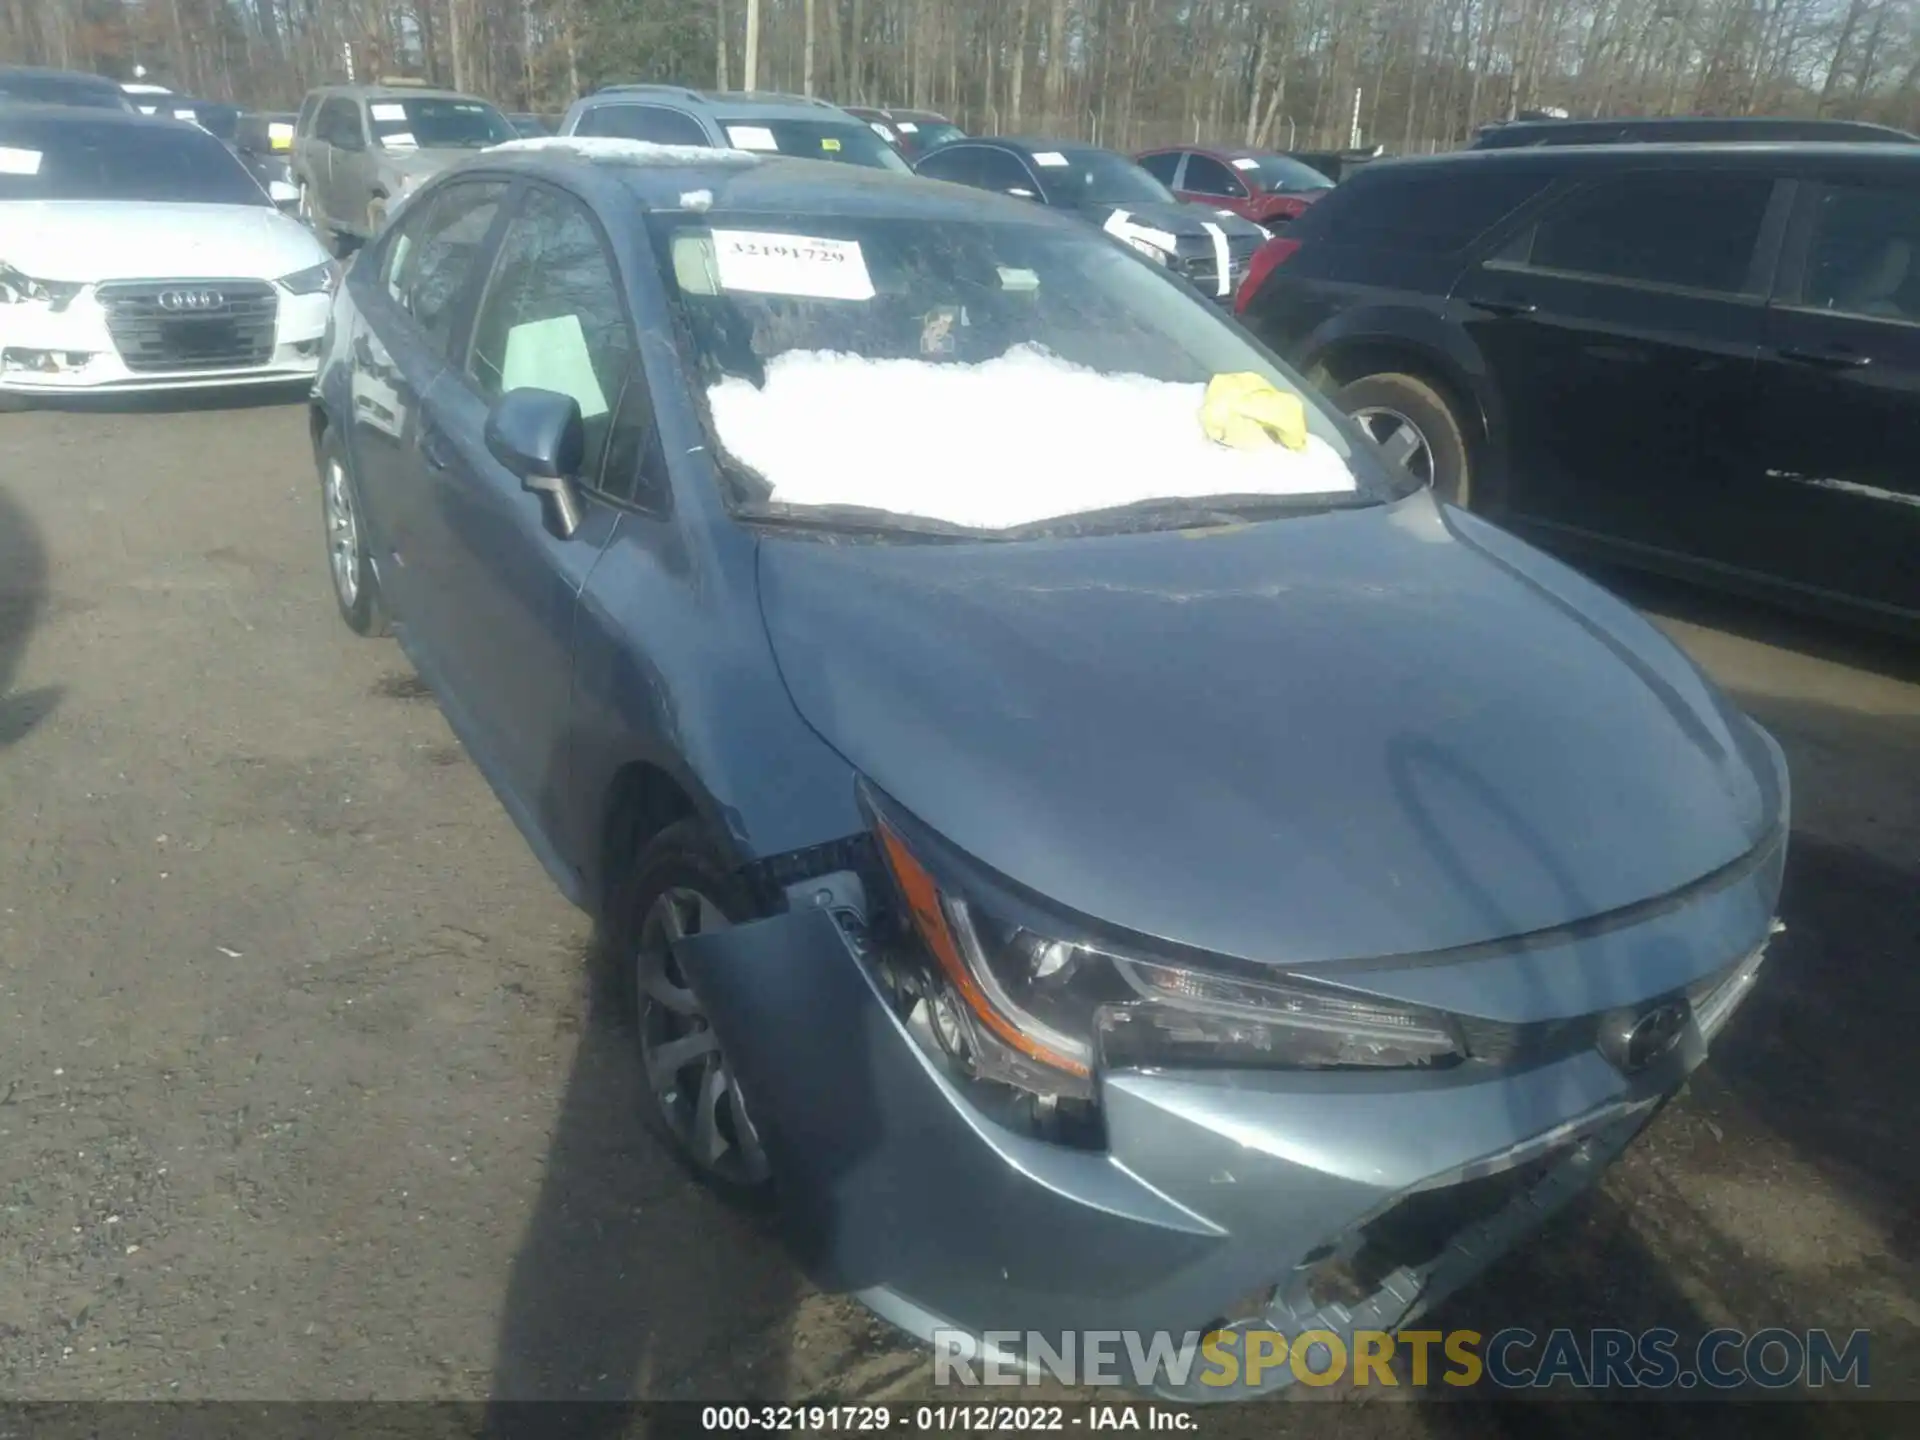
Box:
[1333,371,1472,507]
[608,818,775,1205]
[316,427,389,637]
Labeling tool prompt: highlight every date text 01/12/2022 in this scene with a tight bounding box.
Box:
[698,1405,1198,1432]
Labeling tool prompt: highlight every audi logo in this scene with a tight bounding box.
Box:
[157,289,225,312]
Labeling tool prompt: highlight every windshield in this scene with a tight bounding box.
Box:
[1235,153,1334,194]
[649,208,1402,535]
[717,117,911,172]
[905,121,965,150]
[0,72,131,112]
[1038,148,1177,207]
[368,96,517,150]
[0,115,266,204]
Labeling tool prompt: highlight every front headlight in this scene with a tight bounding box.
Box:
[870,795,1463,1105]
[0,263,83,309]
[1122,235,1170,266]
[277,260,340,296]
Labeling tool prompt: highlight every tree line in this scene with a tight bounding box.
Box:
[5,0,1917,152]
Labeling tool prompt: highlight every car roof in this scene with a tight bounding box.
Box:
[987,137,1112,156]
[307,84,480,103]
[1362,140,1920,178]
[0,64,119,81]
[584,84,856,121]
[471,138,1077,224]
[0,101,189,131]
[1480,115,1917,143]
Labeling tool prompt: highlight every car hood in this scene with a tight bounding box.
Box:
[0,201,328,282]
[754,493,1781,967]
[1076,198,1266,243]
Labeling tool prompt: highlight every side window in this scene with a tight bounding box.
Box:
[318,98,364,150]
[1799,182,1920,322]
[915,145,984,188]
[466,186,645,497]
[577,103,711,147]
[1137,152,1181,186]
[1315,168,1553,252]
[975,149,1040,196]
[1182,154,1245,198]
[1524,171,1775,294]
[296,94,320,139]
[381,180,509,359]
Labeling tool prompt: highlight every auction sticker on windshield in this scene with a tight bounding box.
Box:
[726,126,780,152]
[1031,151,1069,166]
[710,229,876,301]
[0,146,42,176]
[370,102,408,122]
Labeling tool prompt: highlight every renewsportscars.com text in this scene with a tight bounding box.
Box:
[933,1326,1871,1392]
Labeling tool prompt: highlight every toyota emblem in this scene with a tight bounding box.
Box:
[158,289,224,312]
[1601,1000,1692,1074]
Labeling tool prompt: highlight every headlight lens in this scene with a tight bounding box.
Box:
[277,260,340,296]
[0,263,82,308]
[871,803,1464,1103]
[1122,236,1170,266]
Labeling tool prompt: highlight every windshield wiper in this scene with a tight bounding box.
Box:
[736,501,999,542]
[1013,491,1377,539]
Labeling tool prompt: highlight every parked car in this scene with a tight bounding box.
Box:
[1238,141,1920,631]
[1469,114,1920,150]
[234,109,300,212]
[913,137,1268,304]
[1284,145,1387,183]
[120,80,173,114]
[0,66,136,113]
[558,84,910,172]
[0,106,336,403]
[844,104,965,161]
[156,96,242,145]
[1135,144,1334,229]
[291,83,519,252]
[307,139,1786,1397]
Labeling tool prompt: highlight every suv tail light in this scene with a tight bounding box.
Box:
[1235,236,1301,314]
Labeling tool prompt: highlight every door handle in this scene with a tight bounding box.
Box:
[420,422,452,471]
[1775,346,1872,369]
[1469,298,1537,318]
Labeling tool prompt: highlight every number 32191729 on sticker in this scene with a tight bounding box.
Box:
[708,228,877,301]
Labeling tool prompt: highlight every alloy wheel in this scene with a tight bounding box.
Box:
[323,458,359,609]
[635,887,770,1186]
[1350,406,1436,487]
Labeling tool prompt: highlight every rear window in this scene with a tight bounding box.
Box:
[1301,165,1551,252]
[715,117,910,172]
[0,70,129,112]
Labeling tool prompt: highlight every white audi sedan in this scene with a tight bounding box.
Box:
[0,105,337,403]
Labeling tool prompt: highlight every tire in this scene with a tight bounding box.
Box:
[1333,371,1472,507]
[609,818,774,1204]
[316,427,389,637]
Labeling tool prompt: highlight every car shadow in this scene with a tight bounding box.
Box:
[482,925,801,1436]
[0,481,60,749]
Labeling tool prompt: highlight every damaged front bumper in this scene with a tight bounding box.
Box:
[674,842,1780,1402]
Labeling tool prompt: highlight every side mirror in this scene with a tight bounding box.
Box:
[269,179,299,210]
[485,388,586,538]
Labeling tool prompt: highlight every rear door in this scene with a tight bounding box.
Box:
[407,181,643,838]
[349,179,512,633]
[1454,165,1787,558]
[1744,172,1920,618]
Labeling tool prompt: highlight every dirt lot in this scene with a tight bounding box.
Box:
[0,393,1915,1434]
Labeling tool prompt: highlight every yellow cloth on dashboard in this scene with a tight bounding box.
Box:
[1200,372,1309,452]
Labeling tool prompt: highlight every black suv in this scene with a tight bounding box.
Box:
[1239,142,1920,631]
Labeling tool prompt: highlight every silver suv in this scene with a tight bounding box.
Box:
[291,82,518,252]
[558,85,909,171]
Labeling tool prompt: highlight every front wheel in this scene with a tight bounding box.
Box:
[614,819,773,1202]
[1333,371,1472,507]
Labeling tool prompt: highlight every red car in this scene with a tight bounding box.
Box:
[1134,145,1335,229]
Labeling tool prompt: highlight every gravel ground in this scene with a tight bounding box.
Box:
[0,393,1914,1435]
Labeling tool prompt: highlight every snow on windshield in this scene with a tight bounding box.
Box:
[486,136,755,166]
[707,345,1358,530]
